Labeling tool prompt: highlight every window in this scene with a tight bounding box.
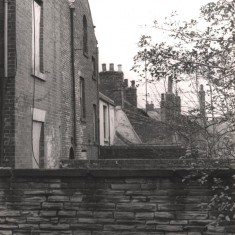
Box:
[80,78,86,119]
[103,105,108,139]
[83,15,88,54]
[32,108,46,168]
[32,0,44,79]
[92,57,96,79]
[93,104,98,142]
[32,121,44,168]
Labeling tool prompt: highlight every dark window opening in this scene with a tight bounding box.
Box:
[93,104,98,142]
[80,78,86,119]
[83,15,88,54]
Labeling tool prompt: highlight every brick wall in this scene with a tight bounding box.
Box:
[0,0,99,168]
[0,165,234,234]
[99,70,124,106]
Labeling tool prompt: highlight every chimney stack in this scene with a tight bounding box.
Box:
[109,63,114,71]
[102,63,106,72]
[168,77,173,93]
[199,84,206,118]
[131,80,135,88]
[124,79,128,87]
[118,64,122,72]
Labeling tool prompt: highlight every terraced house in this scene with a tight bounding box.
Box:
[0,0,99,168]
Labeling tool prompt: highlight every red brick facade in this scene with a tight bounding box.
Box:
[0,0,99,168]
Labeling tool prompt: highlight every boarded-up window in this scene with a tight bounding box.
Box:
[32,121,44,168]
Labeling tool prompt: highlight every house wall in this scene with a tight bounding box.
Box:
[0,166,233,234]
[0,0,99,168]
[99,99,115,146]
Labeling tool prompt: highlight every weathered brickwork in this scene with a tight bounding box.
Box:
[0,167,234,235]
[0,0,99,168]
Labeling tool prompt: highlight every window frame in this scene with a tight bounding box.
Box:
[32,0,46,80]
[80,77,86,120]
[93,104,98,143]
[103,105,109,140]
[83,15,88,56]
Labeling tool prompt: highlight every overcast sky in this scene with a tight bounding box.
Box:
[89,0,215,109]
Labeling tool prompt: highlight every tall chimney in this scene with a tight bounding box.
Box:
[109,63,114,71]
[199,84,206,118]
[131,80,135,88]
[168,77,173,93]
[118,64,122,72]
[102,63,106,72]
[124,79,128,87]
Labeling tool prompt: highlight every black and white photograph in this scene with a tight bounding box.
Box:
[0,0,235,234]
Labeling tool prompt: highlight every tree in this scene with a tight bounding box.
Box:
[133,0,235,225]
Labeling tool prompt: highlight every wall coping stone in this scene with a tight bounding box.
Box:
[0,159,234,178]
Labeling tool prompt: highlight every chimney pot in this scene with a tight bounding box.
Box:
[109,63,114,71]
[131,80,135,87]
[118,64,122,72]
[124,79,128,87]
[102,63,106,72]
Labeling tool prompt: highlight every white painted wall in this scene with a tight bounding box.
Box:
[99,99,115,146]
[114,106,142,144]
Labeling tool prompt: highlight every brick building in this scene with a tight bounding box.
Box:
[0,0,99,168]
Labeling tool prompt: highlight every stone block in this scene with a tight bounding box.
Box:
[48,196,69,202]
[70,223,103,230]
[117,203,156,212]
[155,212,175,219]
[104,224,136,231]
[93,211,113,218]
[40,224,70,230]
[136,212,154,219]
[158,204,185,211]
[111,184,140,190]
[156,225,183,232]
[0,210,20,217]
[78,218,97,224]
[18,224,39,230]
[58,210,76,217]
[170,220,188,225]
[40,211,57,217]
[176,212,208,220]
[42,202,63,210]
[114,212,134,219]
[0,231,12,235]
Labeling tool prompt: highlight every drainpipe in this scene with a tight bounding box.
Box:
[69,2,77,148]
[4,0,8,78]
[1,0,8,164]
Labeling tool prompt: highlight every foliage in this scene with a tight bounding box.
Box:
[133,0,235,227]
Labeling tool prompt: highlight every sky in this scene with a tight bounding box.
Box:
[89,0,215,110]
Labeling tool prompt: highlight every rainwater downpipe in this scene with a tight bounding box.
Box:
[4,0,8,78]
[69,4,77,147]
[1,0,8,164]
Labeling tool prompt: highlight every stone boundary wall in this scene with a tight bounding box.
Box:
[0,167,234,235]
[100,146,186,159]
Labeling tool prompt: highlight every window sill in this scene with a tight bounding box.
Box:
[31,70,46,81]
[81,118,86,123]
[83,51,89,58]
